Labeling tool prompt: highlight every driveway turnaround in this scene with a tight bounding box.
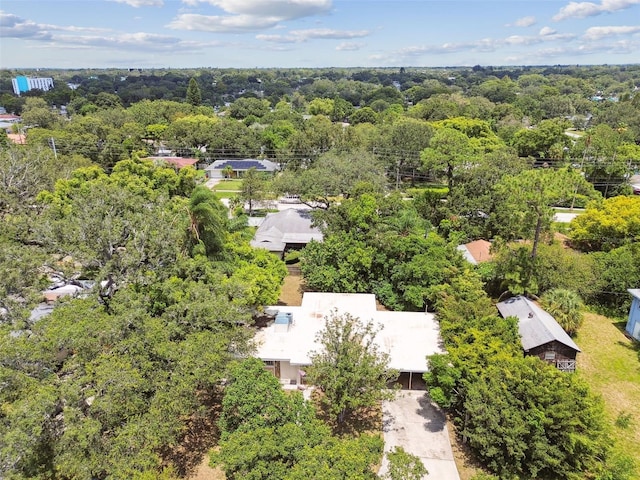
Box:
[379,390,460,480]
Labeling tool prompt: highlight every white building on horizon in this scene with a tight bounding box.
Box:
[12,76,54,96]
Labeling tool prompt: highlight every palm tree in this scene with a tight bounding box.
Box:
[540,288,584,336]
[188,186,227,256]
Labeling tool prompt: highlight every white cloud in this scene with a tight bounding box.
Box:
[336,42,364,51]
[46,31,225,52]
[256,28,369,43]
[1,11,112,40]
[289,28,369,40]
[0,11,224,54]
[0,11,52,39]
[380,29,578,64]
[553,0,640,21]
[511,16,537,27]
[180,0,332,19]
[169,0,332,32]
[110,0,164,6]
[255,34,297,43]
[583,25,640,39]
[168,13,281,32]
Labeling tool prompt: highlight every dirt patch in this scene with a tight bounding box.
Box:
[446,419,486,479]
[310,389,383,437]
[278,265,305,306]
[160,390,223,479]
[187,454,225,480]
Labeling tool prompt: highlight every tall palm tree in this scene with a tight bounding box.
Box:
[188,186,227,256]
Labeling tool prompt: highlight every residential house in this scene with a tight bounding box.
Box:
[497,295,581,372]
[205,159,278,179]
[250,209,323,257]
[625,289,640,341]
[145,156,199,169]
[254,292,445,390]
[457,239,492,265]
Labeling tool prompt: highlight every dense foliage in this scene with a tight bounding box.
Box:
[2,63,640,478]
[424,277,626,480]
[300,190,467,311]
[0,156,287,479]
[212,359,383,480]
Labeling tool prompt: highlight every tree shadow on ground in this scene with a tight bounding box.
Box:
[311,389,383,437]
[612,320,640,361]
[416,393,446,433]
[160,388,224,477]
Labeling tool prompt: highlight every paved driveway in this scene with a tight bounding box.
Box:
[379,391,460,480]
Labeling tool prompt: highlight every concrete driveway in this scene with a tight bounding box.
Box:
[379,391,460,480]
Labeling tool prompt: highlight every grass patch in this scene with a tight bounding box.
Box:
[213,179,242,191]
[213,191,238,200]
[575,312,640,478]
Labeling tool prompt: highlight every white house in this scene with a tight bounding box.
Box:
[254,292,445,390]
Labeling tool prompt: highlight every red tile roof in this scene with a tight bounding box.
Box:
[146,157,199,169]
[464,239,493,263]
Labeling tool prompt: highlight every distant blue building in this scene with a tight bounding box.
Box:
[625,289,640,341]
[12,76,54,96]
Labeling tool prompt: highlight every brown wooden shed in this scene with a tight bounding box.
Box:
[497,296,580,372]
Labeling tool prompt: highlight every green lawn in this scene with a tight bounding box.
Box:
[576,312,640,477]
[213,191,238,200]
[213,179,243,191]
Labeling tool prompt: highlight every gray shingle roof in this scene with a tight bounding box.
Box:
[496,296,580,352]
[250,209,323,253]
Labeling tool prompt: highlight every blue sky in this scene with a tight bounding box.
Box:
[1,0,639,68]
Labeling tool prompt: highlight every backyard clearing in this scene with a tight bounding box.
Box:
[576,311,640,477]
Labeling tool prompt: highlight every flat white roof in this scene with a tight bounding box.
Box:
[254,292,444,372]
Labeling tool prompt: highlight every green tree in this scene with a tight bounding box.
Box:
[186,77,202,106]
[218,358,315,436]
[384,447,428,480]
[307,98,334,116]
[540,288,584,336]
[488,241,597,299]
[188,185,228,256]
[163,114,218,151]
[572,124,635,197]
[20,97,60,129]
[273,150,387,209]
[286,434,383,480]
[349,106,378,125]
[239,167,268,216]
[493,168,585,259]
[462,356,608,480]
[228,97,270,120]
[589,243,640,314]
[421,127,477,189]
[569,196,640,252]
[306,310,398,425]
[511,118,571,159]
